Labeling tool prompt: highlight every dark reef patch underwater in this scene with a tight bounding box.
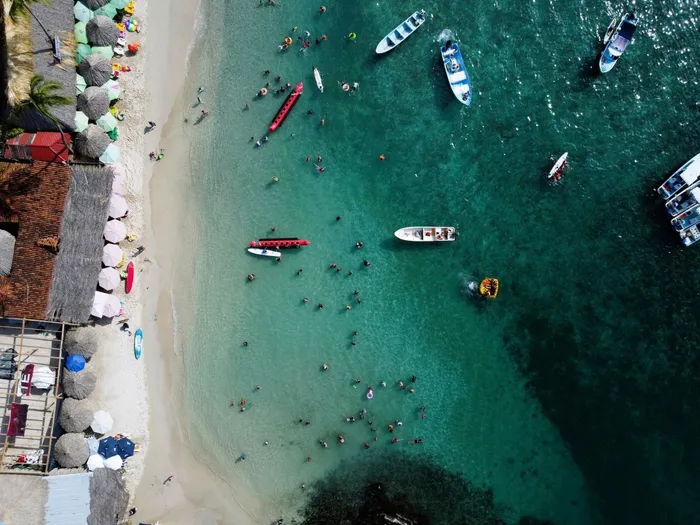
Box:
[296,453,552,525]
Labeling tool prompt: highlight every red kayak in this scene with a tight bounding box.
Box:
[249,237,310,249]
[125,261,134,293]
[269,83,303,132]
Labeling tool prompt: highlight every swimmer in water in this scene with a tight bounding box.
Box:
[322,363,329,370]
[354,378,361,384]
[380,381,387,387]
[303,297,309,303]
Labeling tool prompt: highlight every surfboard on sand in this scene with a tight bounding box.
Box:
[134,328,143,359]
[125,261,134,293]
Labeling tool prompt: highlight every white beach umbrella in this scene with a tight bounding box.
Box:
[103,219,127,243]
[108,194,128,218]
[102,295,121,318]
[98,267,121,291]
[91,410,114,434]
[102,244,123,267]
[103,454,123,470]
[91,291,109,317]
[110,163,126,180]
[91,291,120,317]
[87,454,105,471]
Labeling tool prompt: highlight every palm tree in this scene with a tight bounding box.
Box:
[11,74,73,153]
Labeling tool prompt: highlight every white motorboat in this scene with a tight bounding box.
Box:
[548,152,569,179]
[247,248,282,257]
[375,10,426,54]
[394,226,456,242]
[440,40,472,105]
[313,66,323,93]
[657,152,700,200]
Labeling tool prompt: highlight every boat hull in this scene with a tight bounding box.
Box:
[394,227,456,242]
[313,67,323,93]
[269,83,303,132]
[441,42,472,106]
[548,152,568,178]
[657,152,700,200]
[248,248,282,257]
[598,14,637,74]
[249,238,310,249]
[375,10,426,54]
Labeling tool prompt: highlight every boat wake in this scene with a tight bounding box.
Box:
[435,28,454,44]
[459,274,482,299]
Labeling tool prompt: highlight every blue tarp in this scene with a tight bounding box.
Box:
[97,436,119,458]
[65,354,86,372]
[116,437,135,459]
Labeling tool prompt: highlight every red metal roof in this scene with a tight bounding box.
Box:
[4,133,70,163]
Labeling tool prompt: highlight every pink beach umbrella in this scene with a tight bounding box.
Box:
[103,219,127,243]
[102,243,123,267]
[110,164,126,194]
[108,194,128,218]
[98,267,120,291]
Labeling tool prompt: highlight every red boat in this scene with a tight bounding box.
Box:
[269,83,303,132]
[249,237,310,249]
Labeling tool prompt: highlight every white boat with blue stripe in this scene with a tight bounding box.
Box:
[441,40,472,106]
[599,11,638,73]
[376,10,426,54]
[671,205,700,232]
[666,184,700,217]
[657,152,700,200]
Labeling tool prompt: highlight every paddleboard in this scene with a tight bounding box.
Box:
[247,248,282,258]
[125,261,134,294]
[603,13,621,44]
[313,66,324,93]
[548,152,568,178]
[134,328,143,359]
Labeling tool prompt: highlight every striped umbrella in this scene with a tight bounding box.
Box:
[74,111,89,132]
[76,74,87,94]
[96,112,118,132]
[74,1,94,22]
[101,79,120,101]
[75,22,88,44]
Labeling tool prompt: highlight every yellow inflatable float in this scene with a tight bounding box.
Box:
[479,278,499,299]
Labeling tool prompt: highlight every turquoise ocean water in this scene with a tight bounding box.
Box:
[171,0,700,523]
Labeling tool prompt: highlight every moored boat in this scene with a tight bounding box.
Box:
[247,248,282,257]
[598,10,637,73]
[440,40,472,105]
[666,185,700,217]
[394,226,456,242]
[548,152,569,180]
[269,82,303,132]
[249,237,310,249]
[671,205,700,232]
[657,152,700,200]
[479,278,499,299]
[603,12,622,44]
[680,225,700,247]
[313,67,323,93]
[375,10,426,54]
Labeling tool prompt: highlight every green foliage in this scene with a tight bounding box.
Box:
[10,75,71,120]
[7,0,51,23]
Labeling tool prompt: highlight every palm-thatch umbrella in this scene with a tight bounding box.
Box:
[77,54,112,87]
[62,369,97,399]
[89,468,130,524]
[75,125,110,158]
[64,327,98,359]
[54,433,90,468]
[77,87,110,120]
[0,229,16,276]
[84,0,109,9]
[87,16,119,47]
[59,398,94,433]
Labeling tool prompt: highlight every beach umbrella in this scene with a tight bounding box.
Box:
[92,410,114,434]
[108,194,128,218]
[101,79,120,101]
[59,398,93,433]
[91,45,114,60]
[109,0,130,8]
[98,267,121,290]
[100,143,120,165]
[77,87,110,120]
[96,112,118,132]
[98,436,119,458]
[74,1,94,23]
[115,437,135,459]
[76,43,92,64]
[87,436,100,455]
[74,111,89,132]
[54,433,90,468]
[75,125,110,158]
[95,3,118,18]
[87,15,119,46]
[103,455,123,470]
[84,0,108,9]
[64,327,98,359]
[75,22,88,44]
[65,354,86,373]
[110,163,126,180]
[103,295,121,317]
[76,74,87,94]
[77,53,112,87]
[103,220,127,243]
[102,244,123,267]
[107,128,119,141]
[62,369,97,399]
[87,454,105,471]
[91,291,121,317]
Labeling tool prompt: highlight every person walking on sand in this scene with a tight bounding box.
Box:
[202,107,209,116]
[198,86,204,94]
[163,475,174,485]
[148,121,156,128]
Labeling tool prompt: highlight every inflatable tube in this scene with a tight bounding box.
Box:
[284,36,293,45]
[348,32,357,41]
[342,83,350,92]
[366,388,374,399]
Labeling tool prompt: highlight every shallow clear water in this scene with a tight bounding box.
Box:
[173,0,700,523]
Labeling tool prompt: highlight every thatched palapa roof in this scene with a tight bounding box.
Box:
[53,433,89,468]
[58,398,94,432]
[77,54,112,87]
[77,87,110,120]
[83,0,109,9]
[87,16,119,47]
[46,166,113,323]
[88,468,129,525]
[74,124,110,158]
[62,368,97,399]
[64,327,98,359]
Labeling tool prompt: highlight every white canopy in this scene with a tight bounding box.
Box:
[103,455,123,470]
[680,162,700,185]
[87,454,105,471]
[691,187,700,202]
[98,267,121,291]
[102,243,123,267]
[91,291,121,318]
[31,366,55,390]
[103,220,127,243]
[91,409,114,434]
[108,194,128,218]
